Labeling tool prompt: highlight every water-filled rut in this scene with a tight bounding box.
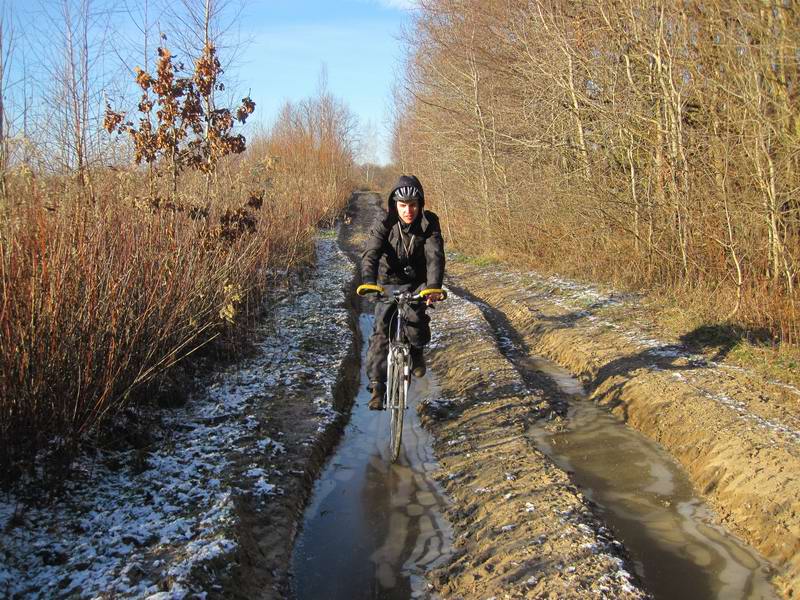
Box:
[528,355,777,599]
[291,313,453,599]
[476,294,778,600]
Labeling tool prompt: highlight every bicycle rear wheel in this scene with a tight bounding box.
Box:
[388,350,407,462]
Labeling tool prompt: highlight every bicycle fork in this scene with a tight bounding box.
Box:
[386,345,410,410]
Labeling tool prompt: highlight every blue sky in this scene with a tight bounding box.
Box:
[9,0,415,165]
[237,0,416,163]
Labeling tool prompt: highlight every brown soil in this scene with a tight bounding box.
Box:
[343,192,649,599]
[444,261,800,599]
[421,296,649,599]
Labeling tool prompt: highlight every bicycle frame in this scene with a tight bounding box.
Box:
[356,284,447,462]
[385,292,415,462]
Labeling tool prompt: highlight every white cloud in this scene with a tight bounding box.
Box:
[369,0,421,11]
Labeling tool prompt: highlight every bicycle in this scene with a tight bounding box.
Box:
[356,284,447,462]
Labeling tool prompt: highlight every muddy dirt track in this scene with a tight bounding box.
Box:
[439,255,800,599]
[335,193,650,599]
[316,191,794,599]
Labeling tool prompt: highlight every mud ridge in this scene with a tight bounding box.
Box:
[229,234,362,599]
[446,262,800,598]
[421,289,648,598]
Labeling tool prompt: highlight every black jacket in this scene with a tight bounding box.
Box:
[361,176,445,288]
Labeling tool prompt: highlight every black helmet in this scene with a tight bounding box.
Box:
[388,175,425,220]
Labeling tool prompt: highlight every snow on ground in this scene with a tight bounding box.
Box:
[0,236,355,599]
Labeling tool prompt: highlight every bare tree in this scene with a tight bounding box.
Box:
[393,0,800,342]
[26,0,112,199]
[0,4,16,204]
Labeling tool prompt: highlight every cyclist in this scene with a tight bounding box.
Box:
[361,175,445,410]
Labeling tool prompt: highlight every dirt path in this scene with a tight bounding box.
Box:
[442,259,800,598]
[332,191,782,599]
[339,193,651,599]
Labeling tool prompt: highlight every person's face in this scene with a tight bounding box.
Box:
[397,199,420,224]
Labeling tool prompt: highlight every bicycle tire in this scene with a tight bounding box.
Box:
[385,348,397,455]
[389,349,406,462]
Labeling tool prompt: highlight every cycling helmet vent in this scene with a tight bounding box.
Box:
[393,186,422,202]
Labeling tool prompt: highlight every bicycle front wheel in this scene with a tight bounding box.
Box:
[388,352,407,463]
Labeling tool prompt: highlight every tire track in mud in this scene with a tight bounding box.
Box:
[422,287,648,599]
[444,262,800,599]
[218,238,362,599]
[445,281,778,600]
[288,191,458,599]
[291,314,453,599]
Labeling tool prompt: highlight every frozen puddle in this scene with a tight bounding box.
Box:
[292,313,453,599]
[527,356,778,600]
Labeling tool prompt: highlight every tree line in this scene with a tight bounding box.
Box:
[394,0,799,343]
[0,0,358,487]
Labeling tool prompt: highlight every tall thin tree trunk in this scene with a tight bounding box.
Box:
[469,49,491,210]
[566,51,590,180]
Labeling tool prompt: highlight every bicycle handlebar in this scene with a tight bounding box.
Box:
[356,283,448,302]
[418,288,448,300]
[356,283,385,296]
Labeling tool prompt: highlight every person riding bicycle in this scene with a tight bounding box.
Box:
[361,175,445,410]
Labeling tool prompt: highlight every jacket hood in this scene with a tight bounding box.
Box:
[387,175,425,220]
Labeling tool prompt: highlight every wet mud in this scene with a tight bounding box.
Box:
[448,284,779,599]
[533,394,775,600]
[445,261,799,598]
[421,288,649,599]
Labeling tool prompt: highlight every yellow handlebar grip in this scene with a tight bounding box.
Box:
[357,283,385,296]
[419,288,448,300]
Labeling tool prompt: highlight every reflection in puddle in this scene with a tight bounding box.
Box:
[528,356,777,600]
[292,314,452,599]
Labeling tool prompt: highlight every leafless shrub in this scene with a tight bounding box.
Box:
[0,50,355,489]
